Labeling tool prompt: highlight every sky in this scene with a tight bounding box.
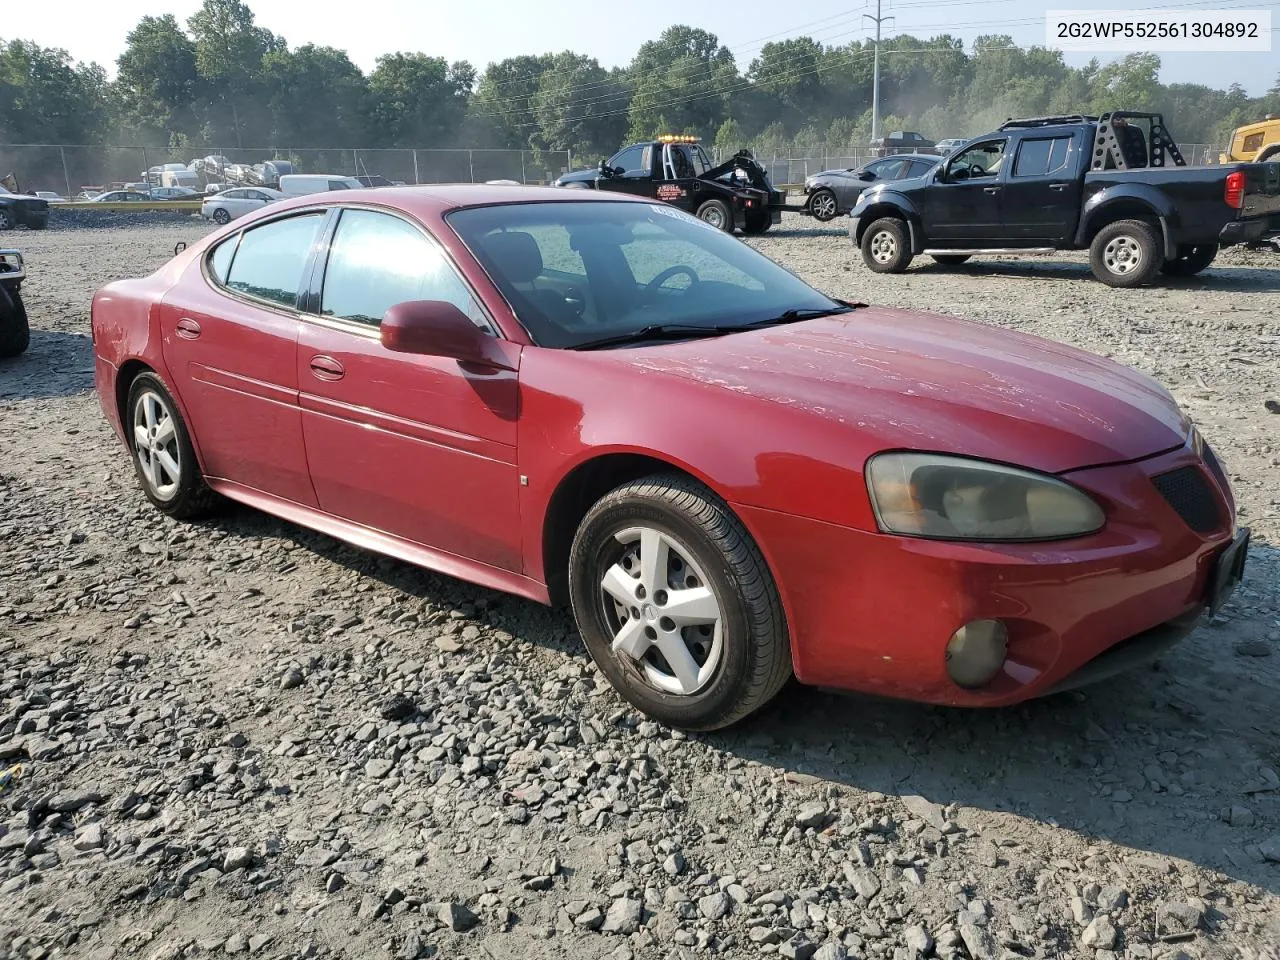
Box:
[12,0,1280,96]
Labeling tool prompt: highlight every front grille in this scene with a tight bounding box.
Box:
[1151,466,1222,533]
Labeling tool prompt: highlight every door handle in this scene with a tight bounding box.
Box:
[309,355,345,381]
[1048,183,1068,191]
[982,186,1001,195]
[175,318,201,339]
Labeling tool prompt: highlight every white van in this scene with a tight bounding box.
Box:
[161,165,199,189]
[278,174,363,198]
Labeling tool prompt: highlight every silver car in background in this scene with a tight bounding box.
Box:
[803,153,941,222]
[201,187,285,225]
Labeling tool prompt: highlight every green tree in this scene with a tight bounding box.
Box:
[0,38,107,143]
[113,15,200,144]
[262,44,368,147]
[368,53,473,146]
[531,52,629,155]
[626,26,738,140]
[471,55,553,148]
[187,0,281,146]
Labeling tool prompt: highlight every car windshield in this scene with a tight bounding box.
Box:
[447,201,844,349]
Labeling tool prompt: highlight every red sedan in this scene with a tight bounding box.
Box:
[91,186,1250,730]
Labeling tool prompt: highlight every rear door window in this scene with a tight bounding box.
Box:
[223,212,325,309]
[1013,136,1073,178]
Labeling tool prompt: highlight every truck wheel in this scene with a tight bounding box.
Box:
[1088,219,1161,288]
[860,217,913,273]
[0,210,12,230]
[931,254,971,266]
[696,199,733,232]
[808,189,839,222]
[0,288,30,358]
[568,473,791,731]
[1160,244,1218,277]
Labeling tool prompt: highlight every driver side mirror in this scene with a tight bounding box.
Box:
[857,170,876,181]
[381,300,516,371]
[597,160,618,178]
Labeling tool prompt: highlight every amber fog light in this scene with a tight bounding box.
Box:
[945,620,1009,689]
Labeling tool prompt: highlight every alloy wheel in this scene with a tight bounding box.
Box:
[132,389,183,502]
[810,191,837,221]
[598,526,724,696]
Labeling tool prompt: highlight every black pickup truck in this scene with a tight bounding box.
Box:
[554,136,787,234]
[0,184,50,231]
[848,112,1280,287]
[0,248,29,357]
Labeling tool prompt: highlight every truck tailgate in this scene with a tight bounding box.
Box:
[1240,162,1280,221]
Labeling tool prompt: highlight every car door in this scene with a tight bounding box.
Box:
[296,206,523,572]
[159,210,324,506]
[601,144,656,198]
[920,138,1009,243]
[1000,133,1081,243]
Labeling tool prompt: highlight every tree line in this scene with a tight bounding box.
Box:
[2,0,1278,164]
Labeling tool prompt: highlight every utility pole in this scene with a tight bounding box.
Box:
[863,0,894,145]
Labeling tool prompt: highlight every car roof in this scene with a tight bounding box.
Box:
[255,184,655,219]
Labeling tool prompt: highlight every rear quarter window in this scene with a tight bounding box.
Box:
[208,236,238,284]
[221,212,325,308]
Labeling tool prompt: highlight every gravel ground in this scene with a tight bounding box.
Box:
[2,215,1279,960]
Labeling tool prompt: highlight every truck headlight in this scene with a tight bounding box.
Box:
[865,453,1105,541]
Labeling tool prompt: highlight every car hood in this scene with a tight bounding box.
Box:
[619,307,1188,473]
[555,168,599,185]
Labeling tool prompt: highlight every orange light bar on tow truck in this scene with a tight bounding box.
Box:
[657,135,701,143]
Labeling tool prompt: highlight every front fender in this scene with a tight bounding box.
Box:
[1076,184,1177,256]
[849,191,925,251]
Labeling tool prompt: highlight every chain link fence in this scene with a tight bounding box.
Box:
[0,144,574,197]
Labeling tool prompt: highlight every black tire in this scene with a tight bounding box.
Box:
[0,288,30,358]
[568,474,791,731]
[1088,219,1162,288]
[0,210,12,231]
[695,198,733,233]
[931,254,971,266]
[860,217,913,273]
[211,208,230,225]
[742,210,772,235]
[808,188,839,222]
[125,371,218,520]
[1160,243,1217,277]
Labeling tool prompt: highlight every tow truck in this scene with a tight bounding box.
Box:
[554,135,788,234]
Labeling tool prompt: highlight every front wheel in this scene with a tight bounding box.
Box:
[568,474,791,731]
[1159,244,1217,277]
[0,287,29,358]
[860,217,913,273]
[1088,219,1161,288]
[695,198,733,233]
[126,372,218,520]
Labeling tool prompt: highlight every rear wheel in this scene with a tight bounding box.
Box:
[0,288,29,358]
[1159,243,1217,277]
[931,254,971,266]
[568,474,791,731]
[0,210,12,230]
[695,198,733,233]
[126,372,218,520]
[860,217,913,273]
[808,188,839,222]
[211,207,230,225]
[1088,219,1162,288]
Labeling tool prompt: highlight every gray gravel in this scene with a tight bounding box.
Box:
[1,216,1279,960]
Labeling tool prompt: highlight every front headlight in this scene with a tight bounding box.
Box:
[865,453,1105,541]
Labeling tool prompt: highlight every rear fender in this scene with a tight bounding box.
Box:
[1076,185,1177,258]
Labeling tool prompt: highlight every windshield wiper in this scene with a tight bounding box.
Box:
[571,324,740,351]
[569,303,867,351]
[742,302,865,327]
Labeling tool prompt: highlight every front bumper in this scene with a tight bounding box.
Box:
[1219,218,1267,246]
[736,443,1238,707]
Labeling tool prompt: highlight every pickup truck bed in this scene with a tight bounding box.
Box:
[848,112,1280,287]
